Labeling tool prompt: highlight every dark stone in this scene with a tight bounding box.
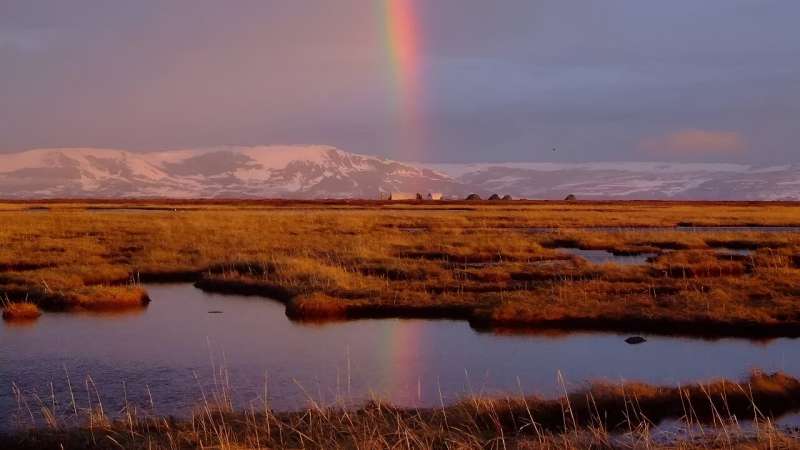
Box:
[564,194,577,201]
[625,336,647,345]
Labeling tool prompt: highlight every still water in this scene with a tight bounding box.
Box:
[526,226,800,233]
[2,284,799,430]
[556,248,656,265]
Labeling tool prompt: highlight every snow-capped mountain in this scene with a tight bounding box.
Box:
[0,146,459,199]
[425,162,800,201]
[0,146,798,200]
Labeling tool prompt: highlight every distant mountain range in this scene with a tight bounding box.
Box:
[0,146,798,200]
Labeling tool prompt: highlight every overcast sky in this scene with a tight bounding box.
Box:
[1,1,798,163]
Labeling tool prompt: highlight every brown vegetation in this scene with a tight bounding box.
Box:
[3,371,800,449]
[1,201,800,336]
[2,301,41,321]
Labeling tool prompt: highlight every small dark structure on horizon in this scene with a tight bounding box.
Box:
[502,195,513,201]
[564,194,577,201]
[384,192,444,201]
[488,194,501,201]
[465,193,482,201]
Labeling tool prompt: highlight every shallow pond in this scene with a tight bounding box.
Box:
[716,248,754,256]
[85,207,182,214]
[556,247,656,265]
[526,226,800,233]
[2,284,799,430]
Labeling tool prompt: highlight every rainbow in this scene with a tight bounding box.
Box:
[375,4,428,396]
[383,0,425,160]
[370,3,430,400]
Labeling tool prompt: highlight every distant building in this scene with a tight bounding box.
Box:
[386,192,418,200]
[384,192,446,201]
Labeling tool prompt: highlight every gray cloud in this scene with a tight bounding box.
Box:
[0,0,798,163]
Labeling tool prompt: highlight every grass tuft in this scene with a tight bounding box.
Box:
[3,371,800,449]
[2,301,42,321]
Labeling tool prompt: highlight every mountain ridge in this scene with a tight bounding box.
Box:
[0,146,798,200]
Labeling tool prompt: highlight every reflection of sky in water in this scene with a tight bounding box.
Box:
[556,247,655,265]
[2,284,799,430]
[650,412,800,442]
[716,248,753,256]
[527,226,800,233]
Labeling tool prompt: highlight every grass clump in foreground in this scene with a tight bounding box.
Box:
[3,371,800,449]
[1,301,41,321]
[2,200,800,336]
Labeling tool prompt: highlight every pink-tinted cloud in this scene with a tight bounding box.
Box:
[640,129,746,155]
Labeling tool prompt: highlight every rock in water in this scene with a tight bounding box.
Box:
[625,336,647,345]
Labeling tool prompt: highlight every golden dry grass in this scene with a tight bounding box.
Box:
[1,301,41,321]
[1,200,800,336]
[4,371,800,449]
